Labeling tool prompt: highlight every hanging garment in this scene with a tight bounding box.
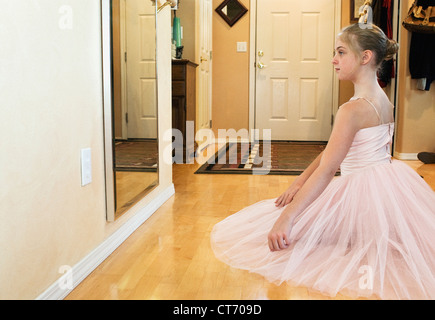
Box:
[409,0,435,90]
[372,0,395,88]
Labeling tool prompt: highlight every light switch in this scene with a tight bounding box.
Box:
[81,148,92,186]
[237,42,247,52]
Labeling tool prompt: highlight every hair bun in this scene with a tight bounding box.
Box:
[385,39,399,61]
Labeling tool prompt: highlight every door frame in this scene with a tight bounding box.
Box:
[390,0,401,158]
[119,0,128,140]
[248,0,342,141]
[195,0,213,132]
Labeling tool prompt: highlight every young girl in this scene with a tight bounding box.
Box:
[211,24,435,300]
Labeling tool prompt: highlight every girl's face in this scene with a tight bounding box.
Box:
[332,38,360,81]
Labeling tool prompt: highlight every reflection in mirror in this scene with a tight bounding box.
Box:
[215,0,248,27]
[111,0,159,218]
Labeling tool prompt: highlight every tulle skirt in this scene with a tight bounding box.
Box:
[210,160,435,299]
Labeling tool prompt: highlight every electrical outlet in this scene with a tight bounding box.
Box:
[81,148,92,186]
[237,42,247,52]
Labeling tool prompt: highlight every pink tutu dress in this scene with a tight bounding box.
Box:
[211,98,435,300]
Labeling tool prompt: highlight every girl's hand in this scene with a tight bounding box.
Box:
[268,213,295,252]
[275,183,301,208]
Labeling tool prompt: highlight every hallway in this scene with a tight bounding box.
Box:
[66,158,435,300]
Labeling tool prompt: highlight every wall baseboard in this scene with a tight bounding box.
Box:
[36,183,175,300]
[394,152,418,161]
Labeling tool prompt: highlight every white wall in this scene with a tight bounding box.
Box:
[0,0,173,299]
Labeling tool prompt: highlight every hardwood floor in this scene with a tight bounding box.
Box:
[65,156,435,300]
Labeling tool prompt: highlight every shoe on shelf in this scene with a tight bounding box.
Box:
[417,152,435,164]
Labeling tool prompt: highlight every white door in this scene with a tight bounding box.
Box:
[125,0,157,139]
[197,0,213,131]
[255,0,335,141]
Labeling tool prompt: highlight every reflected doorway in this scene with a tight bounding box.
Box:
[111,0,159,218]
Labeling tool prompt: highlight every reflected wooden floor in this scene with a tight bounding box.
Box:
[115,171,158,218]
[66,157,435,300]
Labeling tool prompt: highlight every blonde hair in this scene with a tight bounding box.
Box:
[338,24,399,68]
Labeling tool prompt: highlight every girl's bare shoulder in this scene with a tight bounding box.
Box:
[337,99,369,119]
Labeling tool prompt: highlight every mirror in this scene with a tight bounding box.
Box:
[215,0,248,27]
[110,0,159,218]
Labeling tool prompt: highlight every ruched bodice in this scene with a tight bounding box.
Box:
[340,123,394,176]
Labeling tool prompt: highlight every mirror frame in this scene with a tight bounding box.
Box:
[215,0,248,27]
[102,0,116,221]
[102,0,159,221]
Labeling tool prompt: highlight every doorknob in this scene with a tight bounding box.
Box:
[200,57,208,63]
[257,61,267,69]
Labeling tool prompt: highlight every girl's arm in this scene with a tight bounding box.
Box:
[268,102,363,252]
[275,150,324,208]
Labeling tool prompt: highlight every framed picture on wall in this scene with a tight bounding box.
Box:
[215,0,248,27]
[350,0,365,22]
